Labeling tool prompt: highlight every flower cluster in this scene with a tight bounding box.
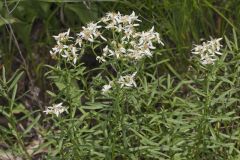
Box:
[101,72,137,93]
[192,38,222,65]
[98,26,163,61]
[49,11,164,97]
[97,12,162,92]
[50,11,164,64]
[50,22,105,64]
[98,12,164,61]
[50,29,78,63]
[117,72,137,88]
[43,103,67,117]
[101,12,140,33]
[76,22,106,43]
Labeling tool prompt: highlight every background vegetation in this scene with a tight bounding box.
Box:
[0,0,240,159]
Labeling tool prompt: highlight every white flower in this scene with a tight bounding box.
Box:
[102,11,140,34]
[105,43,126,59]
[192,37,222,65]
[117,11,141,25]
[43,103,67,117]
[71,46,79,64]
[117,72,137,88]
[128,11,141,23]
[126,39,156,60]
[101,12,121,23]
[75,37,83,47]
[122,24,136,41]
[50,43,65,58]
[61,45,79,64]
[102,84,112,93]
[120,26,164,60]
[96,56,106,63]
[137,27,164,46]
[77,22,103,42]
[108,49,123,59]
[102,45,109,56]
[50,45,61,57]
[53,28,72,43]
[127,48,144,60]
[201,54,216,65]
[119,46,126,53]
[105,22,117,30]
[102,45,116,57]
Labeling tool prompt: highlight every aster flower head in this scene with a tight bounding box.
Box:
[101,12,120,23]
[102,11,141,33]
[117,72,137,88]
[77,22,104,42]
[53,28,72,43]
[127,48,145,60]
[137,27,164,46]
[61,45,79,64]
[117,11,141,25]
[50,43,64,58]
[75,37,83,47]
[96,56,106,63]
[200,54,217,65]
[122,25,136,41]
[192,37,222,65]
[70,46,79,64]
[102,45,114,58]
[43,103,67,117]
[107,43,127,59]
[102,84,112,93]
[120,27,163,60]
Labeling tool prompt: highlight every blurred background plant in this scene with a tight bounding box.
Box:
[0,0,240,159]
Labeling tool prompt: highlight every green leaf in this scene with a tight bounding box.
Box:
[10,84,17,109]
[23,114,41,135]
[0,16,19,27]
[12,104,29,114]
[55,82,66,90]
[46,90,57,97]
[81,102,110,110]
[7,71,24,92]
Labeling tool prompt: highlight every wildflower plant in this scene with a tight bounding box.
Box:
[45,11,165,159]
[43,11,240,160]
[48,11,164,97]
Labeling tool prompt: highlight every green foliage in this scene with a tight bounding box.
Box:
[0,0,240,159]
